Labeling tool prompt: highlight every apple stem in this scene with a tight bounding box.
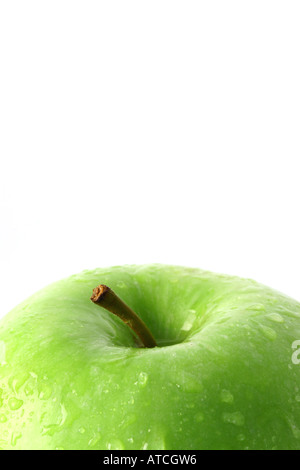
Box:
[90,285,157,348]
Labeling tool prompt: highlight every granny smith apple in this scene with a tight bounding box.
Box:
[0,264,300,450]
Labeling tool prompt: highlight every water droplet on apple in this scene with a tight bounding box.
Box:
[106,439,125,450]
[119,412,137,429]
[0,414,7,423]
[10,372,31,394]
[60,403,67,426]
[142,442,149,450]
[41,403,67,437]
[289,422,300,439]
[38,384,53,400]
[253,304,265,311]
[246,304,265,313]
[266,313,284,323]
[0,341,6,366]
[23,372,38,396]
[220,389,234,404]
[222,411,245,426]
[88,432,101,448]
[181,310,196,332]
[116,281,127,289]
[138,372,148,387]
[8,397,23,410]
[10,432,22,447]
[78,427,86,434]
[260,325,277,341]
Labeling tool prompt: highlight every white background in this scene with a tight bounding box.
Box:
[0,1,299,317]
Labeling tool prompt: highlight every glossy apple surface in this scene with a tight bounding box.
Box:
[0,264,300,449]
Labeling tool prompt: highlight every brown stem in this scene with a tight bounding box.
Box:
[90,284,157,348]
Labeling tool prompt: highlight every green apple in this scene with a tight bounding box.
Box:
[0,264,300,450]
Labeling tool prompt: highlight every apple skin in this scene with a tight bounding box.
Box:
[0,264,300,450]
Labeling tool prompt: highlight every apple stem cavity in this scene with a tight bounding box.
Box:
[90,284,157,348]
